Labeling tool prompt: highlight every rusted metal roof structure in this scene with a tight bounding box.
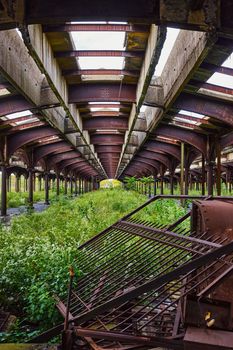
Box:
[0,1,232,214]
[30,196,233,349]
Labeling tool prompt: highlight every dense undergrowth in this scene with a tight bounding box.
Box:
[0,188,189,342]
[7,190,58,208]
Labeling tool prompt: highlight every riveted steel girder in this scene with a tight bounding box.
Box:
[33,141,72,163]
[95,145,122,154]
[134,156,161,172]
[43,24,149,32]
[0,95,33,116]
[7,126,59,157]
[138,150,170,168]
[83,117,128,132]
[221,132,233,149]
[57,51,144,59]
[144,140,181,160]
[174,92,233,127]
[90,134,124,145]
[154,125,206,155]
[69,84,136,104]
[49,151,80,165]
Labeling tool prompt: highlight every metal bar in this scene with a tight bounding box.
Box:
[118,221,221,249]
[78,196,161,249]
[197,265,233,298]
[70,241,233,325]
[75,328,183,349]
[43,24,149,33]
[55,50,144,58]
[63,69,140,77]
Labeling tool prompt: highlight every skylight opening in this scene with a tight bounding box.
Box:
[90,107,120,112]
[140,105,147,113]
[78,57,124,70]
[153,28,180,77]
[71,29,126,70]
[0,88,11,97]
[174,116,200,125]
[178,110,206,119]
[88,102,120,105]
[14,117,38,126]
[207,72,233,90]
[71,31,125,50]
[5,110,32,120]
[222,52,233,69]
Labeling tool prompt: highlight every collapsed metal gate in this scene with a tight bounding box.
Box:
[32,195,233,350]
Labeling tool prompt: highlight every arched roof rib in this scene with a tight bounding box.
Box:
[0,2,232,180]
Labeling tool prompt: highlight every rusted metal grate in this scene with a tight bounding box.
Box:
[31,195,233,349]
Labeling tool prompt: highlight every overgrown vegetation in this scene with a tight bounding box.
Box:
[0,188,190,342]
[0,189,147,341]
[7,190,58,208]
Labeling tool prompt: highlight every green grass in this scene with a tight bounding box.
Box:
[0,188,190,342]
[6,190,59,208]
[0,189,147,341]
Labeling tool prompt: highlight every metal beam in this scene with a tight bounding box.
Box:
[144,140,181,161]
[83,117,128,131]
[7,126,59,157]
[62,69,140,77]
[43,24,149,32]
[90,133,124,145]
[55,50,144,58]
[154,125,206,155]
[174,92,233,127]
[69,84,136,104]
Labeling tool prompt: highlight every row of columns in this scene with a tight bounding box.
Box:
[132,138,232,197]
[0,166,99,216]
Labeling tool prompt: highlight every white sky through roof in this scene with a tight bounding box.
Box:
[207,51,233,89]
[178,110,205,118]
[79,57,124,69]
[153,28,180,76]
[5,110,32,119]
[71,31,125,70]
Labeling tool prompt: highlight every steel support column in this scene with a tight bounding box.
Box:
[56,173,60,196]
[153,176,157,196]
[44,172,50,205]
[201,154,205,195]
[1,164,7,216]
[207,136,215,196]
[216,139,221,196]
[15,174,20,193]
[64,177,68,195]
[28,168,34,209]
[180,142,185,196]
